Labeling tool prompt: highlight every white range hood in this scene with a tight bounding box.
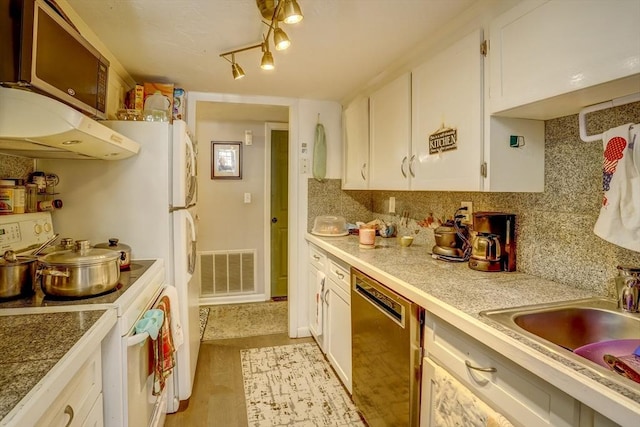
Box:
[0,87,140,160]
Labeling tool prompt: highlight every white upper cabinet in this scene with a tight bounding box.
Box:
[489,0,640,119]
[369,73,412,190]
[411,29,484,191]
[342,96,370,190]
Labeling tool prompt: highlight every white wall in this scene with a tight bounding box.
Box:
[196,120,270,295]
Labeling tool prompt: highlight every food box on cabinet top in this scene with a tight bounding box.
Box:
[126,84,144,112]
[143,82,174,122]
[173,88,186,121]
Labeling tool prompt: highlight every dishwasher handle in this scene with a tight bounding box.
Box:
[355,282,403,323]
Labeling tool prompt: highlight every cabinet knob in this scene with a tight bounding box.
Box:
[271,217,278,223]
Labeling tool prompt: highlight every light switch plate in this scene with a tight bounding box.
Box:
[244,192,251,203]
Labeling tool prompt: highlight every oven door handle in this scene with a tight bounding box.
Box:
[127,331,149,347]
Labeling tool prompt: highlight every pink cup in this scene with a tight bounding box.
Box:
[359,228,376,246]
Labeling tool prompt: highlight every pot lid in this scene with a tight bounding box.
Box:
[0,255,36,266]
[38,240,120,265]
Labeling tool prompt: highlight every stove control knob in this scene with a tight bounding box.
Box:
[34,224,42,234]
[43,222,52,233]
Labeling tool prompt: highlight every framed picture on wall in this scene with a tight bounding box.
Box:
[211,141,242,179]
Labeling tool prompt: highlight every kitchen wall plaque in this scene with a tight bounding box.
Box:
[428,127,458,155]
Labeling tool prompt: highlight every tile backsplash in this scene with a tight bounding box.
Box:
[0,154,33,181]
[308,103,640,297]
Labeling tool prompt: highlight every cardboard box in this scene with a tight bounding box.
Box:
[125,84,144,111]
[144,82,174,122]
[173,88,186,121]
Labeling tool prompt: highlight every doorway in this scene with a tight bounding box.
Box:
[268,124,289,299]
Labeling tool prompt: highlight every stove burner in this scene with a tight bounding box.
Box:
[41,282,123,301]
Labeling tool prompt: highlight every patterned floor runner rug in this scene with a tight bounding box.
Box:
[201,301,287,341]
[241,342,365,426]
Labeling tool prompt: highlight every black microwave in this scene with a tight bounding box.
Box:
[0,0,110,119]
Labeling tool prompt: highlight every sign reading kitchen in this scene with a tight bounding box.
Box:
[428,127,457,155]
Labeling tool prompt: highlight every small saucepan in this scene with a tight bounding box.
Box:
[95,238,131,270]
[0,251,36,298]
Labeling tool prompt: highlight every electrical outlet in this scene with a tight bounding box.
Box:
[460,201,473,224]
[389,197,396,214]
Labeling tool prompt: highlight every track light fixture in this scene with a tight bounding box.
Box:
[219,0,303,79]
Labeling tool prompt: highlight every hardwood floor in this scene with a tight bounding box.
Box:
[165,334,314,427]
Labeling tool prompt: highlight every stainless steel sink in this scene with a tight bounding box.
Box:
[480,297,640,352]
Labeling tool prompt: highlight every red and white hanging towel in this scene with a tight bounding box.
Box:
[593,123,640,251]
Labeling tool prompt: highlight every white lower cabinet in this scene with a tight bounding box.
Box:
[308,243,327,350]
[422,313,580,427]
[307,243,352,393]
[326,258,352,393]
[35,352,103,427]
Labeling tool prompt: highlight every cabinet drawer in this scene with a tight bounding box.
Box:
[425,315,578,427]
[36,352,102,427]
[308,244,327,270]
[327,258,349,293]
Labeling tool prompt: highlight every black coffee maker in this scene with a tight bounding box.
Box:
[468,212,516,272]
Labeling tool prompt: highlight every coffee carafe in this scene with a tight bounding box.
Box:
[468,212,516,272]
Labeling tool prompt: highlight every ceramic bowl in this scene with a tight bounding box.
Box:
[398,235,414,247]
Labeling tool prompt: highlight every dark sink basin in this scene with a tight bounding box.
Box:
[481,297,640,353]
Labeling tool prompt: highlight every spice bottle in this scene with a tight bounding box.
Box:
[37,199,63,211]
[25,184,37,213]
[13,180,25,214]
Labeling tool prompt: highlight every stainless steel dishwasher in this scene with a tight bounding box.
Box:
[351,268,424,427]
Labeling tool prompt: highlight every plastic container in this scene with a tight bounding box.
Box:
[311,215,348,236]
[142,91,171,122]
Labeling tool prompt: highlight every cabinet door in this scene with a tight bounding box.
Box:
[342,96,369,189]
[421,358,511,427]
[411,29,483,191]
[307,262,325,349]
[369,72,412,190]
[327,280,352,394]
[489,0,640,116]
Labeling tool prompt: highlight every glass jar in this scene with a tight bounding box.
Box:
[25,184,37,213]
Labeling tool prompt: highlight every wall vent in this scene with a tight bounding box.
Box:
[199,250,256,297]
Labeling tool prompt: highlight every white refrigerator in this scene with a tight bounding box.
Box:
[38,119,200,413]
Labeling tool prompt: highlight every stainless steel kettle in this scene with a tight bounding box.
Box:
[471,234,501,261]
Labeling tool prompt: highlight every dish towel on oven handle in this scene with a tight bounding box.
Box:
[162,285,184,348]
[594,123,640,252]
[153,294,176,395]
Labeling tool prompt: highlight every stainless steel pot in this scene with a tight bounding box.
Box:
[0,252,36,298]
[37,240,121,298]
[95,238,131,270]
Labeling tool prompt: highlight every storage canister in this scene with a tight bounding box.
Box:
[0,180,14,214]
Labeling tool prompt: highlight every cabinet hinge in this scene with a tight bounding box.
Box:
[480,162,488,178]
[480,40,488,56]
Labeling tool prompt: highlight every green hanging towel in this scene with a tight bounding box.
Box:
[313,122,327,181]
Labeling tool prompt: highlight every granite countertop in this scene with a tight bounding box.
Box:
[306,233,640,426]
[0,309,117,425]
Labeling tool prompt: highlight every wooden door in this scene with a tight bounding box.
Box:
[270,129,288,298]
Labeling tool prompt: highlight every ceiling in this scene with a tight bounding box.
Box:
[66,0,477,103]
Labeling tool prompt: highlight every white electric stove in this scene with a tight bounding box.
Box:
[0,212,169,427]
